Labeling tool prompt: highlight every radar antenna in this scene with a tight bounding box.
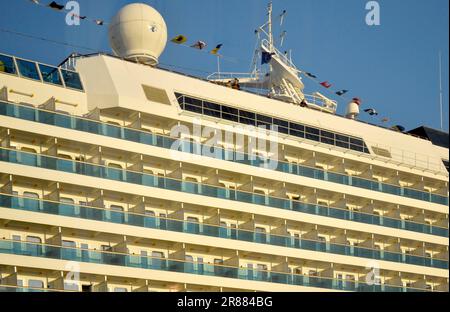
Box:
[207,2,338,114]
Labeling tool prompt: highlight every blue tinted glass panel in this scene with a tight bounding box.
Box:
[39,64,63,86]
[0,54,16,74]
[61,69,83,90]
[16,59,40,80]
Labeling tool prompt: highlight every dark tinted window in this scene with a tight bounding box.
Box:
[443,160,449,172]
[39,64,63,86]
[239,110,255,125]
[222,106,238,115]
[321,130,335,145]
[240,110,255,119]
[16,58,40,81]
[0,54,16,75]
[61,69,83,90]
[175,94,370,154]
[204,101,220,111]
[290,123,304,131]
[273,118,288,128]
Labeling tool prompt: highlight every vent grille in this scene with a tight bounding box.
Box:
[142,85,170,105]
[371,146,392,158]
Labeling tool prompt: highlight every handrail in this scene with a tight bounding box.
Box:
[0,101,447,202]
[0,238,439,292]
[1,193,447,269]
[0,147,448,238]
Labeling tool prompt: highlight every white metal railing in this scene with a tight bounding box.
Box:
[366,140,448,175]
[261,39,298,71]
[206,72,262,81]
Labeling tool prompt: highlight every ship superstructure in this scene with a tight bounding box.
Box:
[0,3,448,292]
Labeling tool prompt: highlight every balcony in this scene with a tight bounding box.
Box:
[0,193,447,269]
[0,239,438,292]
[0,147,447,238]
[0,101,447,206]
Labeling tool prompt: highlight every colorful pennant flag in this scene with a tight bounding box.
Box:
[171,35,187,44]
[261,51,274,65]
[71,13,87,20]
[210,44,223,55]
[305,72,317,79]
[336,90,349,96]
[320,81,332,89]
[280,10,287,26]
[191,41,207,50]
[48,1,64,10]
[364,108,378,116]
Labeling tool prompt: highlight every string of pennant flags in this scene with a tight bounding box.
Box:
[170,35,225,56]
[25,0,403,131]
[28,0,105,25]
[301,70,402,129]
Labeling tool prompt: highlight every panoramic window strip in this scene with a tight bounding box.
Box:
[0,53,84,91]
[175,93,370,154]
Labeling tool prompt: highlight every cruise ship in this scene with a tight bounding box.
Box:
[0,2,448,293]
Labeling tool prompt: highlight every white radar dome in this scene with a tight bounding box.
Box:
[108,3,167,66]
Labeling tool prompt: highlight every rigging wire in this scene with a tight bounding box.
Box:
[0,27,213,76]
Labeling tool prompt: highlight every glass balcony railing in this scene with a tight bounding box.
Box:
[0,239,435,292]
[0,101,447,206]
[0,147,448,239]
[0,194,447,269]
[0,285,73,292]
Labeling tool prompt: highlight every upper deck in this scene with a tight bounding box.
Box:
[0,51,449,178]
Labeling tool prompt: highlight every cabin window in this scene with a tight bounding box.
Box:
[321,130,335,145]
[21,147,37,154]
[58,154,73,160]
[221,106,239,122]
[60,197,75,204]
[305,127,320,142]
[187,217,199,223]
[62,240,76,248]
[203,101,221,118]
[152,251,164,259]
[28,280,44,289]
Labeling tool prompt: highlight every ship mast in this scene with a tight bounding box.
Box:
[207,1,338,115]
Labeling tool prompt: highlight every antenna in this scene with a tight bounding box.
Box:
[268,2,273,52]
[439,51,443,130]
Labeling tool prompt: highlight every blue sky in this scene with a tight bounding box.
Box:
[1,0,448,131]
